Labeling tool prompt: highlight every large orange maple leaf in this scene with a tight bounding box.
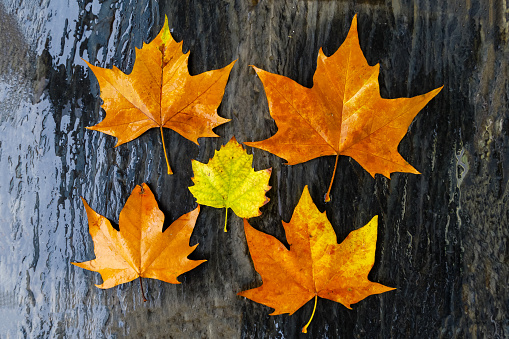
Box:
[239,186,395,333]
[85,17,235,174]
[245,15,442,201]
[72,183,205,301]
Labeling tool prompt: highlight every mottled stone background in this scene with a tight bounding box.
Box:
[0,0,507,338]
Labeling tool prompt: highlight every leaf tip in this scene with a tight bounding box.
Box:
[82,58,93,69]
[161,15,171,43]
[249,65,262,74]
[345,14,360,42]
[428,85,444,99]
[302,185,310,195]
[138,183,149,194]
[225,59,237,70]
[351,13,358,26]
[363,215,379,233]
[317,47,327,60]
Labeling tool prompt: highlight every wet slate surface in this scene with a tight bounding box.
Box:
[0,0,507,338]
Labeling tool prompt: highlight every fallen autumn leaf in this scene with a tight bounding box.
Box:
[245,15,442,201]
[72,183,205,301]
[239,186,395,333]
[189,137,271,232]
[85,17,235,174]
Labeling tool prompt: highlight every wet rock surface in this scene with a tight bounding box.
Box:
[0,0,507,337]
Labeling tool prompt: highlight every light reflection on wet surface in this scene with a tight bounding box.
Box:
[0,1,161,336]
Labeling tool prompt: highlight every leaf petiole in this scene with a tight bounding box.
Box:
[325,155,339,202]
[139,276,147,302]
[224,208,228,232]
[160,126,173,175]
[302,295,318,333]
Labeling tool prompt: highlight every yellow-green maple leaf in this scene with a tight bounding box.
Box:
[189,137,272,232]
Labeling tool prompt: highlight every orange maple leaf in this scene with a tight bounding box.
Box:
[72,183,205,301]
[245,15,442,201]
[239,186,395,333]
[85,17,235,174]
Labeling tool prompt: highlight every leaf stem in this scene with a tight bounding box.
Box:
[302,295,318,333]
[325,155,339,202]
[139,277,147,302]
[224,208,228,232]
[160,126,172,175]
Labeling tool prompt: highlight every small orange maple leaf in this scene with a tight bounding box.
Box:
[245,15,442,201]
[239,186,394,333]
[85,17,235,174]
[72,183,205,301]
